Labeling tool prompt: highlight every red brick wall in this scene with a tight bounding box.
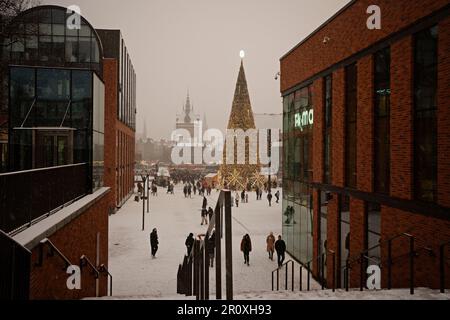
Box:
[437,16,450,208]
[104,59,118,209]
[312,78,324,184]
[356,55,374,193]
[381,207,450,289]
[116,121,135,207]
[331,69,345,188]
[29,191,110,300]
[280,0,450,92]
[390,36,414,200]
[103,59,136,209]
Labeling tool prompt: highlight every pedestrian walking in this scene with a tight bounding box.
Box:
[235,195,239,208]
[207,207,214,222]
[185,233,195,255]
[201,209,208,225]
[240,234,252,266]
[275,235,286,267]
[275,190,280,204]
[202,196,208,210]
[150,228,159,258]
[267,192,273,207]
[266,232,276,261]
[245,193,249,204]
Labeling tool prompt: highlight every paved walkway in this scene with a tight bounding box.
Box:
[108,185,300,299]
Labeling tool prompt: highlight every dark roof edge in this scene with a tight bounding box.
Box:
[280,0,357,61]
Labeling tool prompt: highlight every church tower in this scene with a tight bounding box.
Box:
[219,58,262,190]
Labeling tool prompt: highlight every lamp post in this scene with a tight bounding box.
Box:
[147,174,150,213]
[141,172,148,231]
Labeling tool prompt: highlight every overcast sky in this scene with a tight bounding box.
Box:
[43,0,350,140]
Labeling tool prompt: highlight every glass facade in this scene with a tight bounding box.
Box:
[345,64,357,189]
[414,26,438,203]
[282,85,314,265]
[374,48,391,194]
[8,66,104,191]
[340,195,351,287]
[3,7,102,75]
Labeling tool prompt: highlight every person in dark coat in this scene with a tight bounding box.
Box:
[267,192,273,207]
[201,209,208,225]
[240,234,252,266]
[185,233,195,255]
[275,235,286,267]
[150,228,159,258]
[202,196,208,210]
[207,207,214,223]
[275,190,280,203]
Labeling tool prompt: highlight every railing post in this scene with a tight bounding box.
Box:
[205,238,209,300]
[440,244,445,294]
[345,260,349,292]
[194,241,199,300]
[277,268,279,291]
[292,262,294,292]
[224,191,233,300]
[299,266,302,291]
[200,246,205,300]
[360,254,364,292]
[215,204,222,300]
[410,236,415,295]
[285,263,288,290]
[321,253,325,290]
[272,271,274,291]
[332,252,336,293]
[388,239,392,290]
[307,262,311,291]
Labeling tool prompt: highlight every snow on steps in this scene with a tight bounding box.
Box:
[89,288,449,300]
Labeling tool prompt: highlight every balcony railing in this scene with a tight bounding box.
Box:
[0,163,90,234]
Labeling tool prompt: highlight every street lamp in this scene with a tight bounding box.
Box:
[140,171,149,231]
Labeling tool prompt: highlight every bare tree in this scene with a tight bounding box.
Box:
[0,1,40,137]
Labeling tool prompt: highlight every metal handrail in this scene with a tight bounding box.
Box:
[99,264,113,296]
[80,255,99,279]
[37,238,72,269]
[271,260,294,291]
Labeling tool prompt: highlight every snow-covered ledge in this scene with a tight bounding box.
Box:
[13,187,110,250]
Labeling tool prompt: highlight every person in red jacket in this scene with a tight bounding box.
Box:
[240,234,252,266]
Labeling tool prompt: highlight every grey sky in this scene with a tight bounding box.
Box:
[43,0,350,140]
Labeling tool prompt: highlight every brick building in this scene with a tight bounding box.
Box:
[0,5,135,299]
[97,30,136,209]
[280,0,450,290]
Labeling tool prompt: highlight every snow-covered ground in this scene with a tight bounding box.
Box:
[107,185,449,301]
[109,185,295,299]
[235,288,450,300]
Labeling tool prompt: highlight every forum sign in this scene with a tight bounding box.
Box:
[295,109,314,132]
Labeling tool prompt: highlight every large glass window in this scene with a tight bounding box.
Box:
[324,75,332,184]
[282,84,314,265]
[8,67,99,175]
[4,7,101,72]
[374,48,391,194]
[319,191,329,283]
[414,26,438,203]
[345,64,357,189]
[340,195,351,288]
